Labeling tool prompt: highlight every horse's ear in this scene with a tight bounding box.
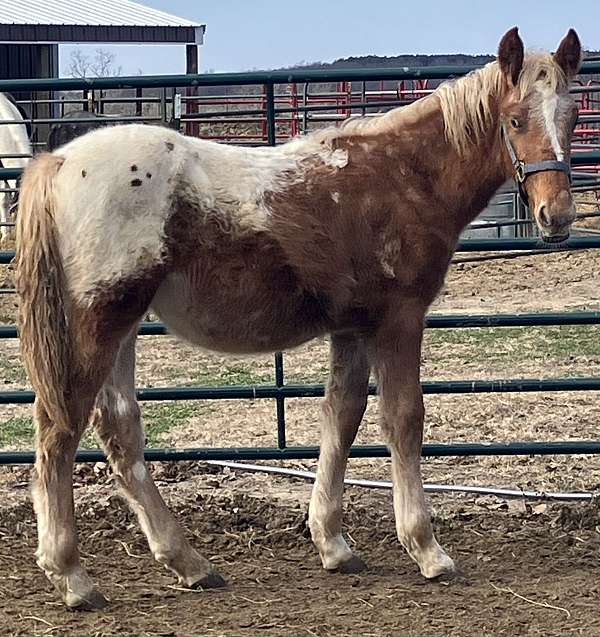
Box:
[554,29,582,79]
[498,27,524,87]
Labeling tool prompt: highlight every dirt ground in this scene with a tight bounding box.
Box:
[0,468,600,637]
[2,201,600,635]
[3,466,600,637]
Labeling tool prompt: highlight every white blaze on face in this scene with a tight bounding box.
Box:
[538,87,566,162]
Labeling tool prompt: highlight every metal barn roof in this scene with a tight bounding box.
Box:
[0,0,205,44]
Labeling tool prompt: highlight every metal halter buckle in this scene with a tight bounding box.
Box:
[514,161,526,183]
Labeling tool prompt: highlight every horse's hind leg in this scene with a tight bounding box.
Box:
[29,277,165,608]
[91,329,225,590]
[33,330,122,610]
[309,334,369,572]
[33,398,108,610]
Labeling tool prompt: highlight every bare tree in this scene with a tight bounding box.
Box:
[67,49,123,78]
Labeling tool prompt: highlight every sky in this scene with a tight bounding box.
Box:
[60,0,600,77]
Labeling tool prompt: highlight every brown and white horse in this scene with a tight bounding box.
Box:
[15,28,581,609]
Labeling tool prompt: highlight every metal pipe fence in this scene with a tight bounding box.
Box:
[1,63,600,465]
[1,61,599,144]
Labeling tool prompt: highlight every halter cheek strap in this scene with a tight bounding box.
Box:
[500,122,571,206]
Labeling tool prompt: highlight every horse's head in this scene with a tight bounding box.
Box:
[497,27,581,242]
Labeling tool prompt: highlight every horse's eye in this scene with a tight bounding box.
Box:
[510,118,522,130]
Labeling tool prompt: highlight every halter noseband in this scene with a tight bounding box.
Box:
[500,122,571,206]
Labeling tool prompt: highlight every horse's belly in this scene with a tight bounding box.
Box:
[150,267,327,354]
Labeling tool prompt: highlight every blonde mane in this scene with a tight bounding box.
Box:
[319,52,568,156]
[436,53,568,154]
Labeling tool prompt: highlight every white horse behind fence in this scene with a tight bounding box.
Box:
[0,92,32,244]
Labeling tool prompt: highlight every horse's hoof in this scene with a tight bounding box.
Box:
[189,570,227,589]
[65,588,108,611]
[420,553,456,580]
[330,554,367,574]
[431,568,460,583]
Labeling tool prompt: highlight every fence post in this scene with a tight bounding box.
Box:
[265,83,276,146]
[265,81,285,447]
[136,86,143,118]
[173,92,182,132]
[274,352,286,449]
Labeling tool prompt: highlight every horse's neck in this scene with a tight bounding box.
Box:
[440,130,508,231]
[373,98,508,233]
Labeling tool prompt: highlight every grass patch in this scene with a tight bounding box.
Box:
[424,325,600,364]
[0,416,33,447]
[0,403,212,450]
[188,363,272,387]
[0,352,27,385]
[0,416,102,450]
[142,401,213,445]
[285,364,329,384]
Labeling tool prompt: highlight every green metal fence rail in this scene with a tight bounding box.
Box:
[1,63,600,466]
[2,377,600,407]
[6,440,600,466]
[2,310,600,340]
[0,59,598,92]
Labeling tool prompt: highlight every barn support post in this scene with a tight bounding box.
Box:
[186,44,199,137]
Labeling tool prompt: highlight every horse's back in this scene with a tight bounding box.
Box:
[50,125,191,300]
[49,124,299,306]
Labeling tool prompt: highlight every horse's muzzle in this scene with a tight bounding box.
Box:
[541,231,570,244]
[535,201,575,245]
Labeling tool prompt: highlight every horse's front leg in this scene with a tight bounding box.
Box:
[309,334,370,572]
[373,308,455,579]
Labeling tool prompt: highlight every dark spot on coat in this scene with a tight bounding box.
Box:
[146,172,152,179]
[131,165,138,172]
[81,170,87,178]
[131,179,143,187]
[165,141,175,152]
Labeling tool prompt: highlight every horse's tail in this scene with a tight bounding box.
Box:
[15,153,72,432]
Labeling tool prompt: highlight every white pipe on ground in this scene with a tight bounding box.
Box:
[206,460,594,502]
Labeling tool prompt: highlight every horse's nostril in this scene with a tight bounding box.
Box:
[538,205,551,227]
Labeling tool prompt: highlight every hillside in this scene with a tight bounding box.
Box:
[288,52,495,70]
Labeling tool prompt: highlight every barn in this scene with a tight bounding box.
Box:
[0,0,205,137]
[0,0,205,80]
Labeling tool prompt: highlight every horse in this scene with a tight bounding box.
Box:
[0,92,31,244]
[15,27,581,610]
[46,110,108,152]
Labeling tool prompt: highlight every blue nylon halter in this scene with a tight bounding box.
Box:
[501,122,571,206]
